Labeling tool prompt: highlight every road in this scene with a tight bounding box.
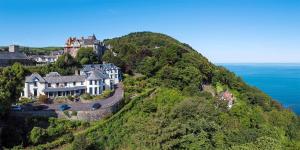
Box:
[38,83,124,111]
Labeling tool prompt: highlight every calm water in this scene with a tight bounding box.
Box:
[220,63,300,115]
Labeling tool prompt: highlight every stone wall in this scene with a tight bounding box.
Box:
[58,98,124,121]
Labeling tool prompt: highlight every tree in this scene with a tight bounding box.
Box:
[56,53,78,68]
[0,63,25,118]
[76,47,98,65]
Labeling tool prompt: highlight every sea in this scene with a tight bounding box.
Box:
[220,63,300,115]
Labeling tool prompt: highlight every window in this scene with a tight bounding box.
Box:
[56,83,59,87]
[89,87,93,94]
[73,82,76,86]
[115,74,118,78]
[48,83,51,87]
[99,88,101,94]
[34,89,37,96]
[81,81,83,85]
[95,87,98,95]
[64,82,67,86]
[94,80,97,85]
[34,82,37,87]
[89,80,92,85]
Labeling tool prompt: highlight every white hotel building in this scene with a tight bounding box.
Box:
[22,63,121,98]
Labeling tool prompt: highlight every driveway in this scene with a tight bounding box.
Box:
[39,83,124,111]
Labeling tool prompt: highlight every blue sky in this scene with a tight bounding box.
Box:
[0,0,300,63]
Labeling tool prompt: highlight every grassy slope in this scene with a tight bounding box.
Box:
[31,32,300,150]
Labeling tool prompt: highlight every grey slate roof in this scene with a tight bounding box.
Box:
[43,86,86,92]
[82,63,120,72]
[0,52,29,60]
[25,73,46,83]
[46,72,61,77]
[50,50,64,56]
[44,75,85,83]
[86,70,108,80]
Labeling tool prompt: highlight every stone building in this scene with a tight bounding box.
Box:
[0,45,35,67]
[64,35,106,58]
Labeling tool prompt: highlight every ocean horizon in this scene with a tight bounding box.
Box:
[219,63,300,115]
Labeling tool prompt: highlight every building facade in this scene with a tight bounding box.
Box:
[80,63,121,86]
[22,63,121,98]
[30,55,57,64]
[0,45,35,67]
[64,35,106,58]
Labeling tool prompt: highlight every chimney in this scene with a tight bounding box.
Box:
[9,45,19,53]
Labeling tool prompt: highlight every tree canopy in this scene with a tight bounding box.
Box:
[0,63,25,118]
[76,47,98,65]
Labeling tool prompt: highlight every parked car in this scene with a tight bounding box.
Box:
[11,105,22,111]
[74,98,80,102]
[92,103,101,110]
[33,105,48,111]
[59,104,70,111]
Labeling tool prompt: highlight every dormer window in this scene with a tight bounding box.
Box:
[56,83,59,87]
[73,82,76,86]
[48,83,51,87]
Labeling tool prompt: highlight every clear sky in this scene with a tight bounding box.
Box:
[0,0,300,63]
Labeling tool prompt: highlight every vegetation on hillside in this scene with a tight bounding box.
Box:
[83,32,299,149]
[1,32,299,149]
[76,47,99,65]
[20,47,63,55]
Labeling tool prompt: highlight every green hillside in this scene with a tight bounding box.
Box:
[7,32,300,149]
[73,32,299,149]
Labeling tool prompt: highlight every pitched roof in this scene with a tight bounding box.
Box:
[86,70,108,80]
[25,73,46,83]
[0,52,29,60]
[82,63,120,72]
[44,75,86,83]
[46,72,61,77]
[220,91,234,101]
[50,50,64,56]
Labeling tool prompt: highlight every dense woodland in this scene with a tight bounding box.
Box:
[0,32,299,149]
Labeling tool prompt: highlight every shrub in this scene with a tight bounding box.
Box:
[67,95,74,101]
[71,111,77,116]
[29,127,48,145]
[81,93,93,100]
[71,134,97,150]
[17,97,34,105]
[63,111,71,118]
[38,95,49,104]
[102,89,113,98]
